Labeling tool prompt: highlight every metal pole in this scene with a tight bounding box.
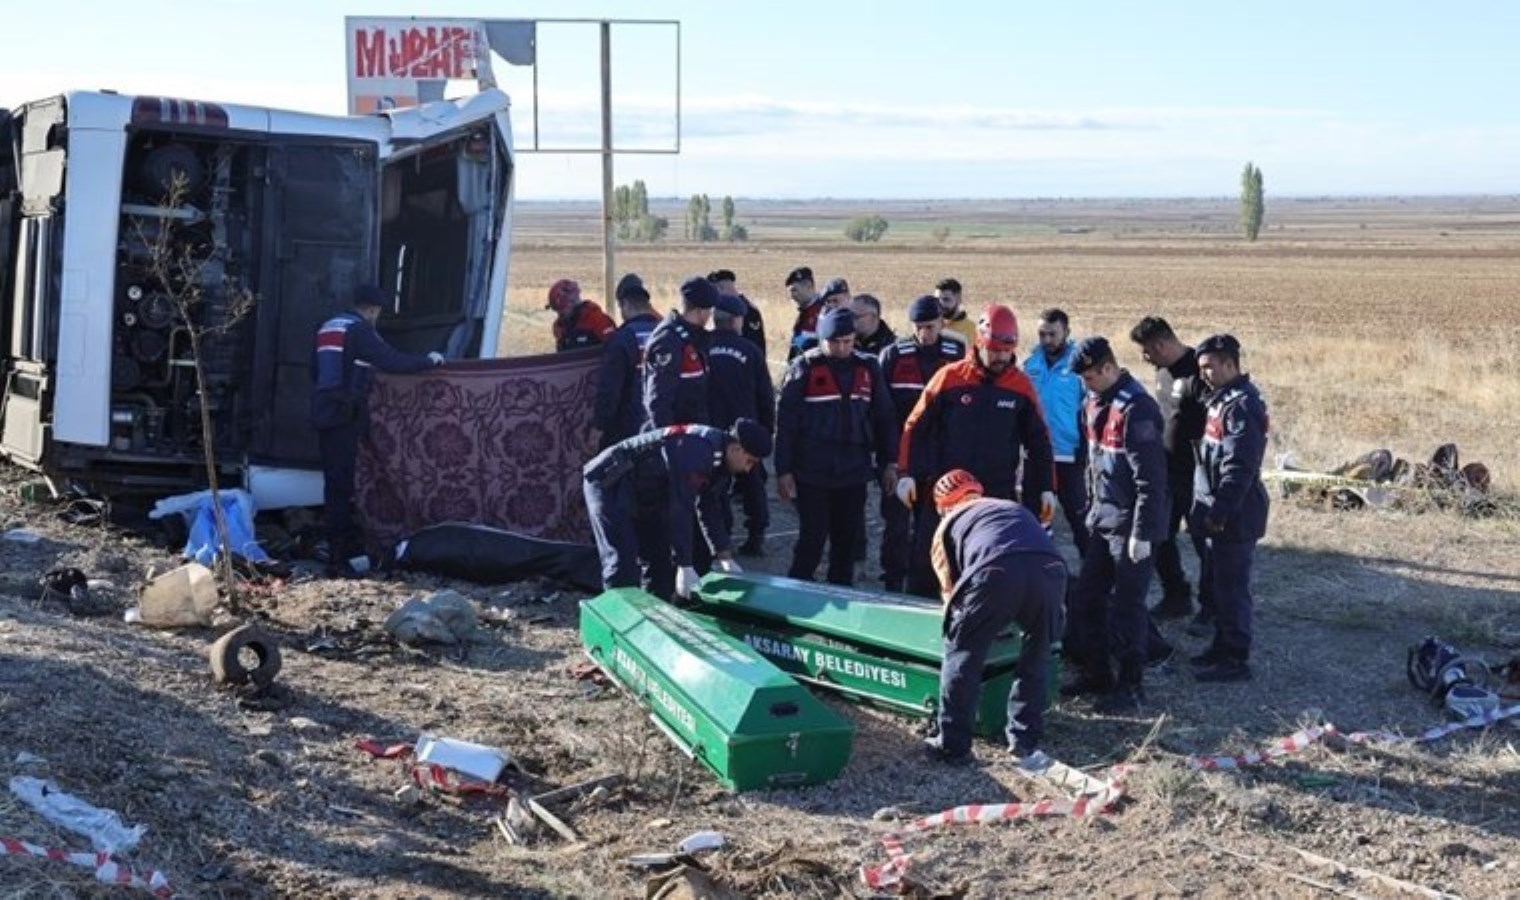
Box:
[600,20,615,304]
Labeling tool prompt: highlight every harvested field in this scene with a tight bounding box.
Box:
[2,197,1518,898]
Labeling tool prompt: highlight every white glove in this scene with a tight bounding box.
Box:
[1127,534,1152,563]
[675,566,700,599]
[713,558,743,574]
[895,477,918,508]
[1040,491,1058,526]
[427,351,445,366]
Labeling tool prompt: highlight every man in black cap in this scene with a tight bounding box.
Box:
[851,293,897,356]
[709,269,766,357]
[876,295,965,592]
[820,277,852,310]
[583,419,772,601]
[709,292,776,557]
[593,273,661,450]
[1189,334,1269,683]
[1129,316,1211,623]
[311,283,443,577]
[643,276,717,430]
[785,266,821,361]
[775,306,898,586]
[1064,336,1169,712]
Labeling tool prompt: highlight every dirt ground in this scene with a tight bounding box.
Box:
[3,198,1519,897]
[1,454,1517,898]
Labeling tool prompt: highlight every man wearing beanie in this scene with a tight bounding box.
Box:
[1064,336,1169,713]
[593,273,661,450]
[876,295,965,593]
[709,269,766,357]
[775,306,898,586]
[643,276,718,431]
[583,418,772,601]
[709,292,776,557]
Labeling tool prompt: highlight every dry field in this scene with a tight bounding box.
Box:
[1,197,1518,898]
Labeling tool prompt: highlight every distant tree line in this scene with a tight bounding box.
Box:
[686,194,748,242]
[612,180,668,242]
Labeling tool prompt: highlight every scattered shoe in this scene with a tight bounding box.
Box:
[1094,684,1146,714]
[1194,659,1253,683]
[737,536,766,558]
[1185,610,1216,638]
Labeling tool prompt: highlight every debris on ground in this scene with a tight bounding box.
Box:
[383,589,479,645]
[8,776,147,853]
[207,624,283,688]
[129,561,218,627]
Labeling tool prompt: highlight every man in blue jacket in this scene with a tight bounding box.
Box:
[643,276,717,430]
[1064,337,1169,712]
[593,273,660,450]
[1023,308,1088,555]
[708,292,776,556]
[310,283,442,577]
[1189,334,1270,683]
[775,307,898,586]
[582,420,771,601]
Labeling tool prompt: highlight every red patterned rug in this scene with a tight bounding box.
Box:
[355,349,602,551]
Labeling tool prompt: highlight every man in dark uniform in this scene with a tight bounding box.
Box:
[546,278,617,351]
[708,269,766,357]
[643,276,717,430]
[1189,334,1270,683]
[709,292,776,557]
[775,307,898,586]
[593,273,660,450]
[877,295,965,593]
[310,284,442,577]
[897,304,1056,596]
[1130,315,1211,624]
[785,266,822,361]
[924,469,1066,764]
[582,419,772,601]
[852,293,897,356]
[1063,337,1169,712]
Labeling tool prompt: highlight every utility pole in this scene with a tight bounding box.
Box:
[599,21,615,302]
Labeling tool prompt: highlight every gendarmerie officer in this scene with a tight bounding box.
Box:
[643,276,717,430]
[924,469,1066,765]
[876,295,965,593]
[775,307,898,586]
[582,420,772,601]
[1064,337,1169,712]
[708,269,766,358]
[1189,334,1270,683]
[310,283,442,577]
[708,291,776,557]
[592,273,660,450]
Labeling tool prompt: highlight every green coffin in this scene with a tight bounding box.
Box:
[693,573,1056,737]
[580,588,854,792]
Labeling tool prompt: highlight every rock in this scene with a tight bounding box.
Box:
[647,817,673,830]
[384,590,479,645]
[1438,842,1473,859]
[287,716,326,734]
[872,806,905,822]
[251,749,282,767]
[394,784,421,805]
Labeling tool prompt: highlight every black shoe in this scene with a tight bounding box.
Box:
[737,536,766,558]
[1060,670,1115,698]
[922,738,974,767]
[1094,683,1145,714]
[1189,646,1227,667]
[1185,610,1216,638]
[1194,660,1253,683]
[1152,590,1193,620]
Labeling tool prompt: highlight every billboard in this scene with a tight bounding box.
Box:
[345,18,497,114]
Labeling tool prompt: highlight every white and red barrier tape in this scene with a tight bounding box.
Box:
[861,705,1520,889]
[0,836,171,897]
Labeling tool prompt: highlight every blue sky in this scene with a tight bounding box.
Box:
[5,1,1519,198]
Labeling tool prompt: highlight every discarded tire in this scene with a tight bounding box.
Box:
[208,625,282,688]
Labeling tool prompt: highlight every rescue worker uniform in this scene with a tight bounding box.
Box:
[592,310,660,450]
[642,311,711,430]
[877,312,965,592]
[310,292,439,569]
[775,311,898,586]
[1152,345,1212,617]
[553,300,616,351]
[930,492,1065,759]
[1067,344,1169,703]
[1190,349,1269,680]
[582,424,738,599]
[898,353,1054,596]
[708,300,776,553]
[1024,338,1090,555]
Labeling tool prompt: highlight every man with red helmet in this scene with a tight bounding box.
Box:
[546,278,617,351]
[924,469,1066,764]
[896,304,1057,596]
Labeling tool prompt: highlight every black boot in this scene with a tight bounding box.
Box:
[1152,588,1193,620]
[1060,666,1115,698]
[737,534,766,558]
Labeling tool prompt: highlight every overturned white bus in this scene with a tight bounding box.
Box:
[0,89,514,505]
